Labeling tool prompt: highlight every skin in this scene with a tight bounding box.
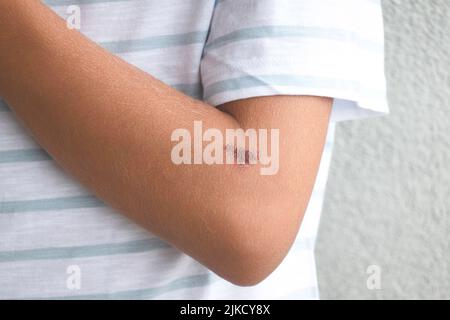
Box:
[0,1,332,285]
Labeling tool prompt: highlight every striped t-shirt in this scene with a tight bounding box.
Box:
[0,0,388,299]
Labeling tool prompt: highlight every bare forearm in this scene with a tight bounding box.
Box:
[0,1,331,285]
[0,1,252,280]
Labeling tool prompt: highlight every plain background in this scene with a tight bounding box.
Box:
[316,0,450,299]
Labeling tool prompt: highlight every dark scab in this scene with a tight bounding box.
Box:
[224,144,258,166]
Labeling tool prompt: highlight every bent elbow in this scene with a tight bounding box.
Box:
[217,204,303,287]
[220,233,292,287]
[223,253,281,287]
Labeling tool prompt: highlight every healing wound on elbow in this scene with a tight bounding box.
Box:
[224,144,258,166]
[223,128,279,176]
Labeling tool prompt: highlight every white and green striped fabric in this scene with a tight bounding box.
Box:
[0,0,388,299]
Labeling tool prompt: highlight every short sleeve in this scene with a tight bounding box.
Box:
[200,0,389,122]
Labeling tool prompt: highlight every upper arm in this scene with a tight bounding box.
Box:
[197,0,387,283]
[214,95,332,284]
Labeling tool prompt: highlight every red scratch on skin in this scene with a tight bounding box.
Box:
[224,144,259,166]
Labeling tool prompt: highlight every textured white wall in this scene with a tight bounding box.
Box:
[316,0,450,299]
